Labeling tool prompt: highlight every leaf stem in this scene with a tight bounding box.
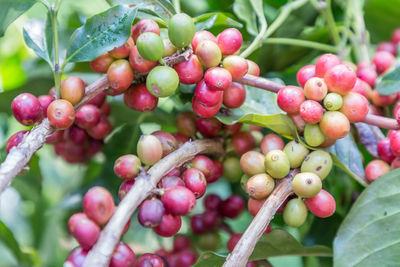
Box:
[264,37,338,53]
[321,0,341,45]
[173,0,181,13]
[50,0,62,95]
[351,0,370,62]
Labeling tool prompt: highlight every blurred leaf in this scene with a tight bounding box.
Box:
[0,1,35,37]
[107,0,175,21]
[376,67,400,95]
[0,52,27,92]
[23,17,54,67]
[194,12,243,31]
[365,0,400,42]
[233,0,258,35]
[334,169,400,266]
[354,122,384,158]
[65,5,137,63]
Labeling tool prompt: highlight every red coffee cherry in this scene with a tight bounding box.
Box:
[377,137,395,163]
[365,160,390,183]
[191,30,217,53]
[204,194,222,210]
[38,95,54,117]
[88,92,106,107]
[219,195,245,218]
[277,85,305,114]
[61,76,85,105]
[223,82,246,109]
[315,53,341,77]
[158,176,185,189]
[129,45,157,73]
[195,117,222,137]
[161,186,196,215]
[392,28,400,44]
[114,154,141,179]
[191,155,214,178]
[371,90,397,107]
[175,111,196,137]
[260,133,284,155]
[109,37,134,59]
[124,84,158,112]
[224,122,243,135]
[202,210,222,230]
[324,64,357,95]
[174,55,203,84]
[204,67,232,91]
[75,104,101,129]
[100,101,111,116]
[87,116,112,140]
[138,198,165,227]
[373,51,395,74]
[222,55,248,79]
[192,95,222,118]
[152,130,178,157]
[83,186,115,225]
[107,59,134,95]
[68,213,100,250]
[248,198,265,216]
[90,53,114,73]
[109,242,136,267]
[289,113,306,134]
[390,130,400,157]
[87,139,104,157]
[182,168,207,198]
[246,60,260,76]
[303,77,327,101]
[377,41,397,55]
[67,125,88,145]
[232,131,256,155]
[190,214,206,234]
[12,93,42,126]
[196,40,222,68]
[296,64,315,87]
[207,159,223,183]
[299,100,323,124]
[356,64,377,87]
[173,132,190,146]
[227,233,242,252]
[217,28,243,55]
[304,189,336,218]
[65,247,88,267]
[173,235,192,252]
[391,157,400,168]
[118,178,135,200]
[6,130,29,154]
[131,19,160,43]
[340,92,369,123]
[319,111,350,140]
[47,99,75,129]
[194,80,223,107]
[351,78,372,99]
[153,213,182,237]
[46,130,64,144]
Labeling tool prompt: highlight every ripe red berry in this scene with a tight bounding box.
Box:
[75,104,101,129]
[191,30,217,53]
[224,123,243,135]
[247,198,265,216]
[176,249,197,267]
[246,60,260,76]
[276,85,305,114]
[217,28,243,55]
[227,233,242,252]
[90,53,114,73]
[232,131,256,155]
[174,55,203,84]
[47,99,75,129]
[324,64,357,95]
[88,92,106,107]
[46,130,63,145]
[129,45,157,73]
[68,213,100,250]
[340,92,369,123]
[161,186,196,215]
[260,133,284,155]
[38,95,54,117]
[109,242,136,267]
[191,155,214,179]
[158,176,185,189]
[204,67,232,91]
[207,159,223,183]
[350,78,372,99]
[190,214,206,234]
[153,213,182,237]
[136,253,164,267]
[195,117,222,137]
[222,55,248,79]
[107,59,134,95]
[204,194,222,210]
[138,199,165,227]
[296,64,315,87]
[192,95,222,118]
[83,186,115,225]
[176,111,196,137]
[65,247,88,267]
[182,168,207,198]
[12,93,42,126]
[124,83,158,112]
[219,195,245,218]
[173,235,192,252]
[223,82,246,109]
[377,41,397,56]
[87,116,112,140]
[373,51,395,74]
[390,130,400,157]
[304,189,336,218]
[109,37,134,59]
[356,64,377,87]
[299,100,323,124]
[114,154,141,179]
[118,178,135,200]
[315,53,341,77]
[131,19,160,43]
[365,159,390,183]
[152,130,178,157]
[194,80,223,107]
[371,90,397,107]
[67,125,88,145]
[377,138,395,163]
[6,130,29,154]
[61,76,85,105]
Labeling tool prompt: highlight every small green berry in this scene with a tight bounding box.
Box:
[264,150,290,179]
[304,124,325,147]
[283,140,309,168]
[324,93,343,111]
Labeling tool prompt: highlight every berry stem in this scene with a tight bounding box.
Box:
[263,38,338,53]
[351,0,370,62]
[173,0,181,13]
[320,0,341,45]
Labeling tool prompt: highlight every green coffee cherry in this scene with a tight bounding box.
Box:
[324,93,343,111]
[168,13,195,48]
[136,32,164,61]
[223,157,243,183]
[146,66,179,97]
[198,232,221,251]
[292,172,322,198]
[251,131,263,146]
[283,198,308,227]
[283,140,309,168]
[246,173,275,200]
[304,124,325,147]
[301,150,333,180]
[264,150,290,179]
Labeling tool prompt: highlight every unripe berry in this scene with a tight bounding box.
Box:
[207,159,223,183]
[217,28,243,55]
[204,67,232,91]
[6,130,28,154]
[377,41,397,55]
[283,198,307,227]
[74,104,100,129]
[276,85,305,114]
[371,90,397,107]
[118,178,135,200]
[168,13,195,48]
[136,253,164,267]
[319,111,350,140]
[192,95,222,118]
[198,232,221,251]
[114,154,141,179]
[83,186,115,225]
[176,111,196,137]
[138,199,165,227]
[110,242,136,267]
[340,92,369,123]
[323,93,343,111]
[174,55,203,84]
[152,130,178,157]
[38,95,54,117]
[107,59,134,95]
[304,77,327,101]
[299,100,323,124]
[65,247,88,267]
[373,51,395,74]
[68,213,100,250]
[87,116,112,139]
[260,133,284,155]
[315,53,341,77]
[196,40,222,68]
[223,156,243,183]
[153,213,182,237]
[283,140,309,168]
[324,64,357,95]
[246,173,275,200]
[146,66,179,97]
[129,46,157,73]
[304,189,335,218]
[60,76,85,105]
[204,194,222,210]
[222,55,248,79]
[90,53,114,73]
[246,60,260,76]
[292,172,322,198]
[12,93,42,126]
[137,135,163,165]
[304,123,325,147]
[124,83,158,112]
[248,198,265,216]
[219,195,245,218]
[240,151,265,176]
[301,150,332,180]
[132,19,160,42]
[182,168,207,198]
[47,99,75,129]
[194,80,223,106]
[227,233,242,252]
[162,186,196,215]
[136,32,164,61]
[191,30,217,53]
[264,150,289,180]
[223,82,246,108]
[296,64,315,87]
[232,131,256,155]
[163,39,177,57]
[377,137,395,163]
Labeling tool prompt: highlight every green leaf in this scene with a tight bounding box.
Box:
[0,1,35,37]
[376,67,400,95]
[65,5,137,63]
[194,12,243,31]
[107,0,175,21]
[23,17,54,67]
[233,0,258,36]
[334,169,400,266]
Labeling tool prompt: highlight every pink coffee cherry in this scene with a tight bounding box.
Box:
[223,82,246,109]
[161,186,196,215]
[373,51,395,74]
[296,64,316,87]
[299,100,324,124]
[304,189,336,218]
[6,130,29,154]
[191,30,217,53]
[277,85,305,114]
[204,67,232,91]
[174,55,204,85]
[315,53,341,77]
[182,168,207,198]
[12,93,42,126]
[377,137,396,163]
[217,28,243,55]
[68,213,100,250]
[109,242,136,267]
[153,213,182,237]
[83,186,115,226]
[324,64,357,95]
[365,159,390,183]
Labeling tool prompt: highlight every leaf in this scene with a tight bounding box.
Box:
[107,0,175,21]
[194,12,243,31]
[376,67,400,95]
[23,17,54,67]
[65,5,137,63]
[233,0,258,36]
[333,169,400,266]
[354,122,385,158]
[0,1,35,37]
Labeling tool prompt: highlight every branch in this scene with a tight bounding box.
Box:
[83,139,224,267]
[223,169,299,267]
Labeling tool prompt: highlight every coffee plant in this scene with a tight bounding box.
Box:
[1,0,400,266]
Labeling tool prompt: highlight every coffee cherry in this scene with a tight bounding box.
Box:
[247,198,265,216]
[356,64,377,87]
[202,209,222,230]
[301,150,332,180]
[137,135,163,165]
[222,55,248,79]
[152,130,178,157]
[107,59,134,95]
[182,168,207,198]
[109,37,134,59]
[153,213,182,237]
[304,189,336,218]
[292,172,322,198]
[283,140,309,168]
[68,213,100,250]
[74,105,99,129]
[207,160,223,183]
[227,233,242,252]
[323,93,343,111]
[319,111,350,140]
[251,130,263,146]
[174,55,203,84]
[351,78,372,99]
[158,176,185,189]
[67,125,88,145]
[392,157,400,168]
[146,66,179,97]
[12,93,42,126]
[60,76,85,105]
[377,138,395,163]
[277,85,305,114]
[304,77,327,101]
[223,82,246,108]
[65,247,88,267]
[196,40,222,68]
[114,154,141,179]
[217,28,243,55]
[87,116,112,140]
[173,235,192,252]
[101,101,111,116]
[324,64,357,95]
[6,130,28,154]
[163,39,177,57]
[192,95,222,118]
[297,64,315,87]
[198,232,221,251]
[222,157,242,182]
[88,92,106,108]
[260,133,284,155]
[299,100,323,124]
[392,28,400,44]
[195,117,222,137]
[204,194,222,210]
[132,19,160,42]
[219,195,245,218]
[265,150,290,178]
[124,83,158,111]
[118,178,135,200]
[47,99,75,129]
[136,32,164,61]
[240,151,265,175]
[136,253,164,267]
[365,159,390,183]
[224,122,243,135]
[191,30,217,53]
[168,13,195,48]
[191,155,214,178]
[83,186,115,225]
[129,45,157,73]
[246,173,275,200]
[110,242,136,267]
[162,186,196,215]
[176,249,197,267]
[204,67,232,91]
[283,198,307,227]
[315,53,341,77]
[190,214,206,234]
[38,95,54,117]
[138,199,165,227]
[373,51,395,74]
[194,80,224,107]
[90,53,114,73]
[176,111,196,137]
[246,60,260,76]
[377,41,397,55]
[232,131,256,155]
[340,92,369,123]
[371,90,397,107]
[289,113,306,134]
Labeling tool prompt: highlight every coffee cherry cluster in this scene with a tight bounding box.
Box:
[240,133,336,227]
[155,235,198,267]
[283,53,370,147]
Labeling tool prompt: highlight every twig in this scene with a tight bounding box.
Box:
[223,169,299,267]
[83,139,224,267]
